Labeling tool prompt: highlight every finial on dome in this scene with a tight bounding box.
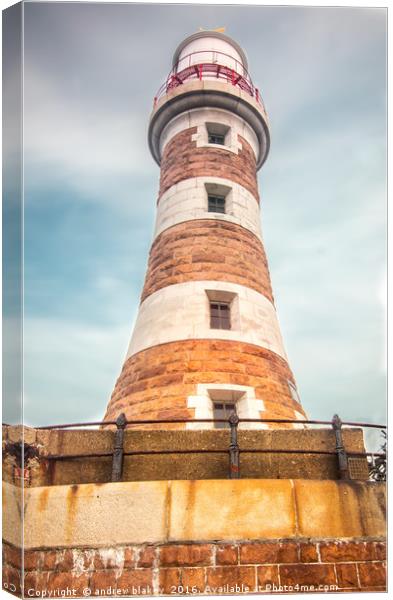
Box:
[198,26,226,33]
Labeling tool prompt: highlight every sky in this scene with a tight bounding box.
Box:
[3,2,387,447]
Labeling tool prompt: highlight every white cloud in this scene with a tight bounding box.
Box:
[23,316,133,425]
[24,66,156,204]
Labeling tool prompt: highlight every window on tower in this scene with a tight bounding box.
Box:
[210,301,231,330]
[208,194,226,214]
[206,289,238,330]
[213,402,237,429]
[208,132,225,145]
[205,183,231,215]
[206,122,230,146]
[287,380,301,404]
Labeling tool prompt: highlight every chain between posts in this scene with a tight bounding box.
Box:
[111,413,126,482]
[229,412,240,479]
[332,414,349,479]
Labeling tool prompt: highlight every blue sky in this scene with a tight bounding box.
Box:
[6,3,386,444]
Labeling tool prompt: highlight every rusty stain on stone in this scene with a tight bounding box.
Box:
[165,481,172,540]
[351,480,386,538]
[37,488,50,513]
[183,480,196,539]
[65,485,80,544]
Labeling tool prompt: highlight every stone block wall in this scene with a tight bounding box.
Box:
[2,426,368,486]
[141,220,274,303]
[2,478,386,596]
[158,128,259,201]
[105,340,306,425]
[3,539,386,597]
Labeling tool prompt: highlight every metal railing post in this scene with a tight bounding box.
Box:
[228,412,240,479]
[111,413,126,482]
[332,414,349,479]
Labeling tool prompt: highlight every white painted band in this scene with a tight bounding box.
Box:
[186,384,306,430]
[126,280,287,361]
[155,176,262,240]
[159,107,259,161]
[186,383,267,431]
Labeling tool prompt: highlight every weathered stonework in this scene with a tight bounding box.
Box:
[106,340,305,426]
[127,281,287,362]
[154,177,262,240]
[141,220,274,303]
[2,425,369,487]
[3,539,386,596]
[3,479,386,550]
[158,128,259,202]
[2,477,387,595]
[159,108,260,163]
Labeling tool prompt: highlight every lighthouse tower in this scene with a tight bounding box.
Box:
[104,31,307,428]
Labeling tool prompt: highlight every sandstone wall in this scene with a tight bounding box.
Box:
[141,220,273,303]
[106,340,307,425]
[2,425,368,487]
[3,538,387,597]
[2,478,386,596]
[158,129,259,201]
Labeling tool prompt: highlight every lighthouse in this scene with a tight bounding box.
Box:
[104,31,307,429]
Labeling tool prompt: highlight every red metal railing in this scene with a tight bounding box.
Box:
[153,50,265,110]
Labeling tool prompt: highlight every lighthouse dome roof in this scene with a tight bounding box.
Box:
[172,30,249,72]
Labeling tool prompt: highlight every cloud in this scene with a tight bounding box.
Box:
[23,316,134,426]
[24,67,156,207]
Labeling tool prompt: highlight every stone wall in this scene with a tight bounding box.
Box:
[2,425,368,487]
[106,340,307,426]
[2,478,386,596]
[154,176,262,240]
[126,283,288,362]
[141,220,273,303]
[4,479,385,549]
[158,128,259,201]
[3,539,387,597]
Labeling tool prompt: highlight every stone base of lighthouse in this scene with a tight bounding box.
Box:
[2,425,386,597]
[2,477,386,596]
